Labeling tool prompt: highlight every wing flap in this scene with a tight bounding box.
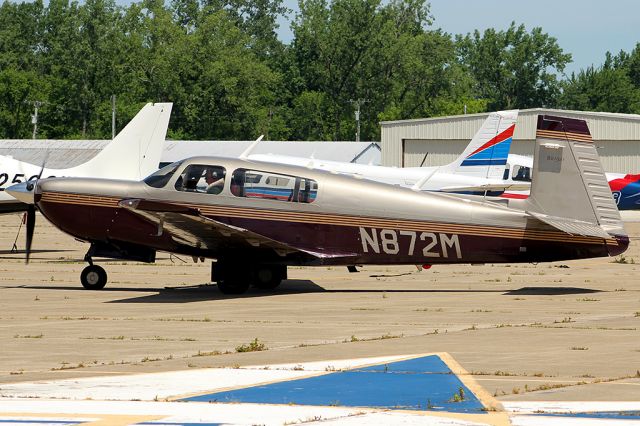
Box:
[439,183,531,193]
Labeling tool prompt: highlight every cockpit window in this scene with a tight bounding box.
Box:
[502,163,511,180]
[144,161,182,188]
[230,168,317,203]
[175,165,226,194]
[512,165,532,182]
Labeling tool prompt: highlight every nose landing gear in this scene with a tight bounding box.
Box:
[80,264,108,289]
[81,253,107,290]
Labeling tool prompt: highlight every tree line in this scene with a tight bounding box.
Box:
[0,0,638,141]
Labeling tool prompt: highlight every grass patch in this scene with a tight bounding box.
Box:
[448,387,466,402]
[193,350,223,357]
[51,362,85,371]
[236,338,267,353]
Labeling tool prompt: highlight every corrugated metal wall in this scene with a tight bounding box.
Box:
[382,109,640,172]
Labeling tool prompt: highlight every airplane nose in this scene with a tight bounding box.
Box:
[6,181,37,204]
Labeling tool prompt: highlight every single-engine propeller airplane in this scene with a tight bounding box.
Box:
[0,102,172,213]
[7,115,629,294]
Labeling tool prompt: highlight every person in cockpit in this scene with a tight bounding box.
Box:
[205,168,225,194]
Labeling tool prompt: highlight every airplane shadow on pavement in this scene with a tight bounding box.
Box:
[504,286,602,295]
[10,281,604,303]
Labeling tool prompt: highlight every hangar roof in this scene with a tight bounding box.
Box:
[0,140,380,169]
[381,108,640,141]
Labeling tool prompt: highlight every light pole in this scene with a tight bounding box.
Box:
[30,101,43,139]
[349,99,368,142]
[111,95,116,139]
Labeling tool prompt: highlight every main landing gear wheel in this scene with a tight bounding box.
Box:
[251,265,285,290]
[80,265,108,290]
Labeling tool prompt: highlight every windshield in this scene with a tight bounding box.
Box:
[143,161,183,188]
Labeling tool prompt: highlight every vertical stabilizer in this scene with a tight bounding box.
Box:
[71,102,172,180]
[527,115,625,238]
[440,110,518,179]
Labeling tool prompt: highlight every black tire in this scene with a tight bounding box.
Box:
[80,265,107,290]
[217,277,250,295]
[251,266,283,290]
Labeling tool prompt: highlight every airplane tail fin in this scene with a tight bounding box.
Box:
[73,102,172,180]
[439,110,518,180]
[526,115,627,242]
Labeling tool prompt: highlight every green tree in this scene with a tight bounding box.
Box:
[199,0,288,60]
[0,68,48,138]
[560,52,640,113]
[456,22,571,110]
[290,0,462,141]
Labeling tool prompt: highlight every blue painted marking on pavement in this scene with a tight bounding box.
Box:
[351,356,452,374]
[182,355,485,413]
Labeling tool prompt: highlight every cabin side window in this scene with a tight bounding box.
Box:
[175,165,226,194]
[502,163,511,181]
[512,165,532,182]
[230,168,318,203]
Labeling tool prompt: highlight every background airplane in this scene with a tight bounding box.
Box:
[8,115,629,294]
[501,154,640,210]
[249,112,640,210]
[0,102,172,213]
[249,110,526,196]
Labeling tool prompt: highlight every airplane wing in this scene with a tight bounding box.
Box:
[118,199,356,260]
[438,183,531,193]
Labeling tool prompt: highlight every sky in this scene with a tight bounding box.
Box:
[276,0,640,77]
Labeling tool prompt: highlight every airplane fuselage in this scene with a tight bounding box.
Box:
[32,157,628,267]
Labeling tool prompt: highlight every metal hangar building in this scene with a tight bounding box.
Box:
[380,108,640,173]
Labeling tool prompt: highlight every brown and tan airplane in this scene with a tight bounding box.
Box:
[7,115,629,294]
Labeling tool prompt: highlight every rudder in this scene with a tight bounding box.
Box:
[440,110,518,180]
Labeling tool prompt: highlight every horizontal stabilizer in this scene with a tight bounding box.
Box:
[439,182,531,193]
[527,211,611,239]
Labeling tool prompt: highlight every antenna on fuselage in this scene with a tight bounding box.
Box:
[239,135,264,160]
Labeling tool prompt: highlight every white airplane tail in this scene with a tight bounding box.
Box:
[70,102,172,180]
[439,110,518,180]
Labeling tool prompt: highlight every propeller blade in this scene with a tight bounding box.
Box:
[25,205,35,264]
[37,151,49,179]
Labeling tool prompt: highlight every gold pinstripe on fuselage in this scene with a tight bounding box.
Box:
[536,129,593,143]
[39,191,617,246]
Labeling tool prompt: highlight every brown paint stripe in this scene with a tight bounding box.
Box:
[536,129,593,142]
[41,191,614,246]
[193,205,606,244]
[41,191,612,245]
[42,193,120,207]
